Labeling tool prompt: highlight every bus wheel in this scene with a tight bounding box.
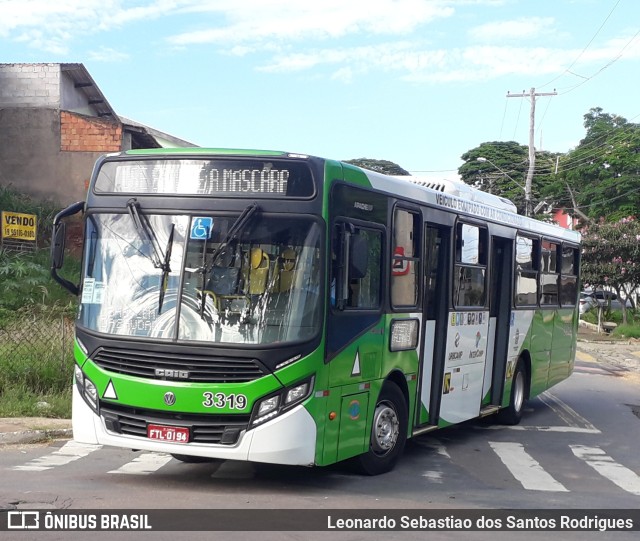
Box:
[355,382,408,475]
[171,454,219,463]
[497,359,526,425]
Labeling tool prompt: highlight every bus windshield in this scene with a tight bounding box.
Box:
[78,212,323,346]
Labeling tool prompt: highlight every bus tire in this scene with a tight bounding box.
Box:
[497,358,526,425]
[354,381,408,475]
[171,454,219,463]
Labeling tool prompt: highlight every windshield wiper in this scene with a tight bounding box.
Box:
[199,203,260,316]
[127,198,166,269]
[158,224,175,313]
[127,198,174,313]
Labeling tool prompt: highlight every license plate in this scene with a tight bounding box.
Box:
[147,424,190,444]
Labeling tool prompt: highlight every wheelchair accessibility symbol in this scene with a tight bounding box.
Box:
[190,217,213,240]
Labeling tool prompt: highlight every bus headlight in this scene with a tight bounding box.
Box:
[257,396,280,417]
[250,376,314,427]
[74,364,84,387]
[84,378,98,410]
[285,381,311,405]
[74,363,98,413]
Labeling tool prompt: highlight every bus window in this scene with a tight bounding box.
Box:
[454,223,487,308]
[559,245,579,306]
[333,224,382,310]
[515,235,538,306]
[181,215,322,344]
[540,240,560,306]
[391,209,420,308]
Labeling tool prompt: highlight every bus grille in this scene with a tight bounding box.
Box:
[92,347,267,383]
[100,404,250,445]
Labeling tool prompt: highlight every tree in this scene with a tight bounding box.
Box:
[580,217,640,325]
[544,108,640,223]
[458,141,556,215]
[345,158,410,176]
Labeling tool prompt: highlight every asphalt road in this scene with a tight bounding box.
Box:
[1,335,639,540]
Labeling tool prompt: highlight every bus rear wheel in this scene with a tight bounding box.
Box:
[497,358,527,425]
[354,382,407,475]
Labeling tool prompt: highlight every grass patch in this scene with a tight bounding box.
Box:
[0,385,72,418]
[0,313,75,418]
[581,308,640,339]
[0,188,79,419]
[613,324,640,340]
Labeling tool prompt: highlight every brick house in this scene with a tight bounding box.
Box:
[0,63,196,205]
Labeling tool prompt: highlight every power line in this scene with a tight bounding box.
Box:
[558,27,640,96]
[538,0,622,90]
[499,98,509,140]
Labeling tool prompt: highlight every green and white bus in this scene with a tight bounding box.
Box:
[51,148,581,475]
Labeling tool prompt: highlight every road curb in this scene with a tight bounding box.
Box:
[0,428,73,446]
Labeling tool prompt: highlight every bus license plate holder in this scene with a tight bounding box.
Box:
[147,424,190,444]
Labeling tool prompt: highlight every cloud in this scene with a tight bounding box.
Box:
[469,17,556,42]
[256,38,638,85]
[167,0,456,46]
[0,0,180,50]
[3,1,638,86]
[87,47,130,62]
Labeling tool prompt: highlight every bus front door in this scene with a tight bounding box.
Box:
[483,236,514,412]
[415,223,450,429]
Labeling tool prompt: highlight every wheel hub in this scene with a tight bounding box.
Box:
[371,402,399,455]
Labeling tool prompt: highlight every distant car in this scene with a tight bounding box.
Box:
[579,289,633,315]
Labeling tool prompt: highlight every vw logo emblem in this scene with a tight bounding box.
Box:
[164,392,176,406]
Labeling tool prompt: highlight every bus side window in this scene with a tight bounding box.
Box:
[515,235,538,306]
[540,240,559,306]
[332,223,382,310]
[391,208,420,308]
[559,245,579,307]
[453,223,487,308]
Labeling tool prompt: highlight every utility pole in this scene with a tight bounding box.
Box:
[507,87,557,216]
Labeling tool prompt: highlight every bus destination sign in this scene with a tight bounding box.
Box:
[95,159,314,198]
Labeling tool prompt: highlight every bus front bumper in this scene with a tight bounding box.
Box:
[72,386,317,466]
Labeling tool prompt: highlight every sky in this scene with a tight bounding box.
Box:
[2,0,640,181]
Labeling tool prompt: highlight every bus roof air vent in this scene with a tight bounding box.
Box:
[400,176,518,214]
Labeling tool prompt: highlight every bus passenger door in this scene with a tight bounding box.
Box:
[415,223,450,428]
[484,236,514,410]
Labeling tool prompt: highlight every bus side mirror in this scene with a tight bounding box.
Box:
[51,222,66,269]
[349,234,369,279]
[50,201,85,296]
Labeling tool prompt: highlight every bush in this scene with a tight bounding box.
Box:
[0,248,79,312]
[580,308,636,326]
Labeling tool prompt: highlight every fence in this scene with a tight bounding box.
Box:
[0,314,75,393]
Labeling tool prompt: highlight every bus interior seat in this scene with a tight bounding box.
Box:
[248,247,270,295]
[275,248,297,292]
[206,250,241,296]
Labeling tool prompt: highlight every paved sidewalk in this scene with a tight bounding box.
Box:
[576,327,640,375]
[577,341,640,370]
[0,417,72,446]
[0,334,638,447]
